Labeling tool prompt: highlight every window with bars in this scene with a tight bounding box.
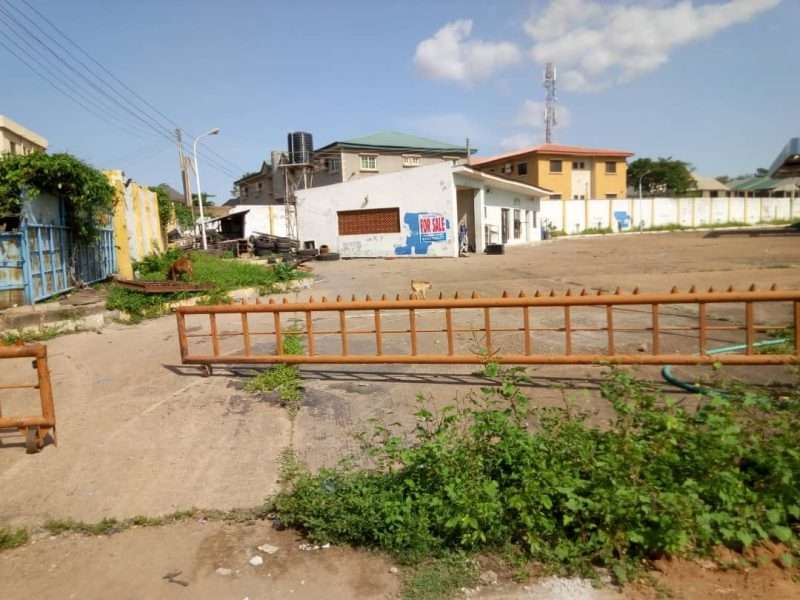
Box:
[403,155,420,167]
[337,207,400,235]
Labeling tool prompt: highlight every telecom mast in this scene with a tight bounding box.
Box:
[543,62,557,144]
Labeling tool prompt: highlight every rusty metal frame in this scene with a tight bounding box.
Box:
[0,343,56,453]
[176,286,800,369]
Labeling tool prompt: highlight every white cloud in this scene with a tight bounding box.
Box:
[525,0,781,91]
[414,19,522,84]
[516,99,571,129]
[499,132,539,150]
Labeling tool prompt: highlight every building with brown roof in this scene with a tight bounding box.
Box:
[472,143,634,200]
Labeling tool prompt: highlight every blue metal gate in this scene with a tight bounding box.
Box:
[0,221,115,305]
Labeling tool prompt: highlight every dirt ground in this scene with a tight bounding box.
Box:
[1,231,799,599]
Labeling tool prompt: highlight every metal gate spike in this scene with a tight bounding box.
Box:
[565,289,572,296]
[749,283,757,291]
[282,297,288,304]
[322,296,328,303]
[381,294,387,300]
[308,296,315,303]
[549,289,556,297]
[580,288,587,296]
[670,286,678,294]
[268,298,275,304]
[708,286,715,292]
[502,290,508,298]
[727,286,734,293]
[689,285,696,293]
[352,294,356,301]
[614,287,621,295]
[770,283,777,291]
[396,294,401,301]
[336,295,341,302]
[454,291,459,299]
[255,297,261,304]
[518,291,526,298]
[534,290,540,297]
[471,291,478,299]
[633,286,640,295]
[439,292,444,299]
[366,294,371,301]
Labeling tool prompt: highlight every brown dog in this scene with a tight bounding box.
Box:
[168,257,193,281]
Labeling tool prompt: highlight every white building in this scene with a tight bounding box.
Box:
[0,115,48,156]
[295,162,551,258]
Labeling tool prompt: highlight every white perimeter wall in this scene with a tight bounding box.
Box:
[228,205,289,239]
[541,196,800,234]
[296,162,458,258]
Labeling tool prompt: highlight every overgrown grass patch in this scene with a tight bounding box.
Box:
[0,527,28,551]
[1,326,63,345]
[273,366,800,583]
[244,329,304,415]
[108,250,307,319]
[401,554,478,600]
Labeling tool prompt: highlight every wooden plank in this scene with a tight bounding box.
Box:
[484,307,492,353]
[522,307,531,355]
[445,308,454,355]
[306,311,315,356]
[409,309,417,356]
[241,312,252,356]
[745,302,754,355]
[374,309,382,356]
[564,306,572,355]
[274,312,283,356]
[698,302,707,355]
[651,304,660,355]
[339,310,348,356]
[210,314,220,357]
[606,305,615,355]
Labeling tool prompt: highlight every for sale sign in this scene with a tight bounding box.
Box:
[418,213,447,242]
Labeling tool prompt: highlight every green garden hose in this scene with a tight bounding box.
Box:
[661,338,791,394]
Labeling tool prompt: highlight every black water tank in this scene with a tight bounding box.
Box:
[287,131,313,164]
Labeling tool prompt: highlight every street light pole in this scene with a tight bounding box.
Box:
[192,128,220,250]
[638,170,652,233]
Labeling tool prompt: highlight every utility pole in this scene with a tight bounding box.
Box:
[543,63,557,144]
[175,128,195,223]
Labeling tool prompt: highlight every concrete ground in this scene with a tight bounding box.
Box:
[1,231,799,599]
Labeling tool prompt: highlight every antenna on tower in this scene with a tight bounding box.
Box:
[543,62,557,144]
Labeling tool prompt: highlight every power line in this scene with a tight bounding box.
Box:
[0,2,240,179]
[0,0,242,181]
[14,0,247,176]
[0,32,152,140]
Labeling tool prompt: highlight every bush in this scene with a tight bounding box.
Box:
[273,367,800,580]
[0,527,28,551]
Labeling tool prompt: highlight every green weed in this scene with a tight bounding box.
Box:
[244,329,304,415]
[273,366,800,582]
[1,326,63,345]
[0,527,28,551]
[579,226,613,235]
[401,554,478,600]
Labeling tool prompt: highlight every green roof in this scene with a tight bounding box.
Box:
[729,176,778,192]
[317,131,473,154]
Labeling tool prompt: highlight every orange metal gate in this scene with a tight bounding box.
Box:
[176,286,799,372]
[0,343,56,453]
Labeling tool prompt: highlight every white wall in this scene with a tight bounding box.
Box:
[228,204,289,239]
[541,196,799,234]
[296,162,458,258]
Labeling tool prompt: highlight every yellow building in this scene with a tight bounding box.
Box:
[472,143,634,200]
[105,170,165,279]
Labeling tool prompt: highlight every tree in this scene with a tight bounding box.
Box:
[627,157,696,196]
[191,192,215,207]
[716,175,731,185]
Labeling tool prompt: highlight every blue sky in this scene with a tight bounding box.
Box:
[1,0,796,201]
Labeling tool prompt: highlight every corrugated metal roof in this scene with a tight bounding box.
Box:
[472,143,634,166]
[768,138,800,178]
[316,131,470,153]
[729,176,800,192]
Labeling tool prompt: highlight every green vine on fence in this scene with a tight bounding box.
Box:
[0,152,115,244]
